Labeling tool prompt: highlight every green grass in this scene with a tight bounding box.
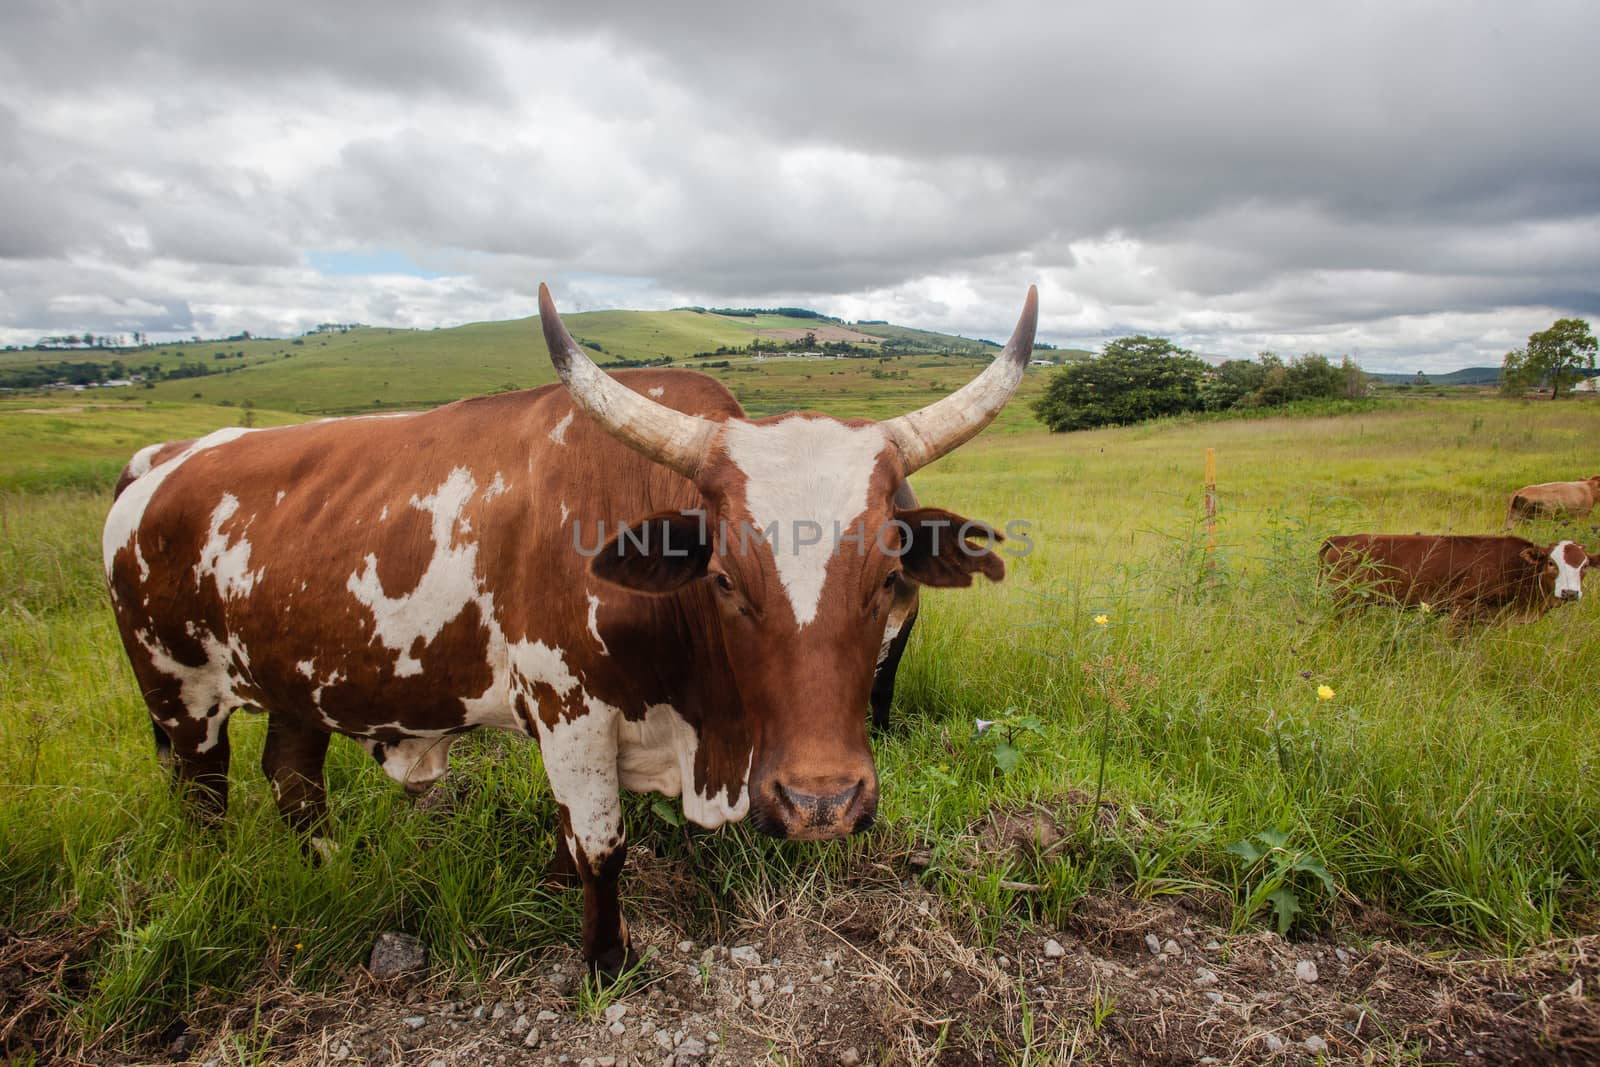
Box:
[1,390,1598,1054]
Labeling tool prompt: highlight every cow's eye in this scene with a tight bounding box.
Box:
[715,573,735,594]
[882,571,901,591]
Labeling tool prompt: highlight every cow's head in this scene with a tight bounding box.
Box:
[1524,540,1591,601]
[1527,540,1592,602]
[540,283,1036,840]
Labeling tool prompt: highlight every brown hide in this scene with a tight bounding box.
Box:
[1505,476,1600,526]
[1319,534,1562,620]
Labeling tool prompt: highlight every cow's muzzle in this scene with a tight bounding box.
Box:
[753,775,877,841]
[1557,589,1582,601]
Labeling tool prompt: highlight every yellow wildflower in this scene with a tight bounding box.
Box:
[1093,614,1109,627]
[1316,685,1335,701]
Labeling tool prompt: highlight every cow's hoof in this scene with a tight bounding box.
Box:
[587,942,645,986]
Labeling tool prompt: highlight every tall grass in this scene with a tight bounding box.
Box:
[1,395,1597,1049]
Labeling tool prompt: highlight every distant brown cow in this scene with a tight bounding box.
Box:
[1505,476,1600,527]
[1319,534,1591,623]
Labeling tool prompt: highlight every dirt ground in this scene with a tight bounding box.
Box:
[6,831,1598,1067]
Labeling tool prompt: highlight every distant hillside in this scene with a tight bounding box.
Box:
[1367,367,1504,386]
[0,307,1052,420]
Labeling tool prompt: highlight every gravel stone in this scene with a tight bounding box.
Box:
[603,1003,628,1024]
[1296,960,1320,983]
[524,1026,542,1049]
[1042,939,1066,958]
[1145,934,1163,955]
[1304,1035,1328,1054]
[677,940,695,954]
[729,945,762,966]
[368,932,428,979]
[537,1010,561,1023]
[1163,939,1182,957]
[511,1014,529,1033]
[401,1016,427,1030]
[838,1047,862,1066]
[673,1036,708,1062]
[1264,1034,1285,1052]
[1194,968,1219,987]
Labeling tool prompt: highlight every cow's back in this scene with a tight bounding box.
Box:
[103,372,744,744]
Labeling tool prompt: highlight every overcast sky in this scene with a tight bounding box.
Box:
[2,1,1597,372]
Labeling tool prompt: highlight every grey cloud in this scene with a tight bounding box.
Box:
[1,0,1597,371]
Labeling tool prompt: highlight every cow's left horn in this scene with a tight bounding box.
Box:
[881,286,1038,473]
[539,284,719,480]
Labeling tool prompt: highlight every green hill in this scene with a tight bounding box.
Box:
[0,310,1054,428]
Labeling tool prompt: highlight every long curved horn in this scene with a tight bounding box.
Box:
[881,286,1038,473]
[538,283,719,481]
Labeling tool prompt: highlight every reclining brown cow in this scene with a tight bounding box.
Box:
[1505,476,1600,527]
[1319,534,1591,623]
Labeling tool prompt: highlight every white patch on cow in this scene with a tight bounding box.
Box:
[102,427,257,576]
[1552,540,1587,599]
[363,734,458,792]
[484,472,508,499]
[134,541,150,582]
[875,610,906,668]
[133,628,249,752]
[560,500,570,525]
[275,490,285,506]
[196,493,262,600]
[617,704,751,828]
[124,442,165,482]
[296,659,316,679]
[346,467,482,678]
[379,504,389,522]
[722,417,888,627]
[586,594,609,655]
[548,410,574,445]
[648,387,665,398]
[509,639,624,859]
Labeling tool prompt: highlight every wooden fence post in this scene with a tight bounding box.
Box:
[1204,447,1217,586]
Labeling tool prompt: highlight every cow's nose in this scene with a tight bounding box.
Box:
[1558,589,1581,600]
[774,777,875,839]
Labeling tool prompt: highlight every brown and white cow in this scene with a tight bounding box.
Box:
[1319,534,1591,622]
[1504,476,1600,527]
[104,284,1037,976]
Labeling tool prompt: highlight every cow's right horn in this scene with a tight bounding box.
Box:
[881,287,1038,473]
[539,284,719,481]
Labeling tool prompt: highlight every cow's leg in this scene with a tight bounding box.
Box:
[261,716,331,837]
[545,830,580,886]
[156,701,234,824]
[530,700,634,980]
[870,602,918,732]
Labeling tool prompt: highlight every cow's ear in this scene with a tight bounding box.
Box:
[591,511,712,594]
[1520,546,1549,567]
[894,507,1006,588]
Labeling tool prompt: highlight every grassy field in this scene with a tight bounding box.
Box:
[1,383,1598,1057]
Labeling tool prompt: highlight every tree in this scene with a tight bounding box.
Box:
[1032,335,1208,432]
[1340,356,1367,399]
[1526,318,1596,399]
[1199,359,1264,410]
